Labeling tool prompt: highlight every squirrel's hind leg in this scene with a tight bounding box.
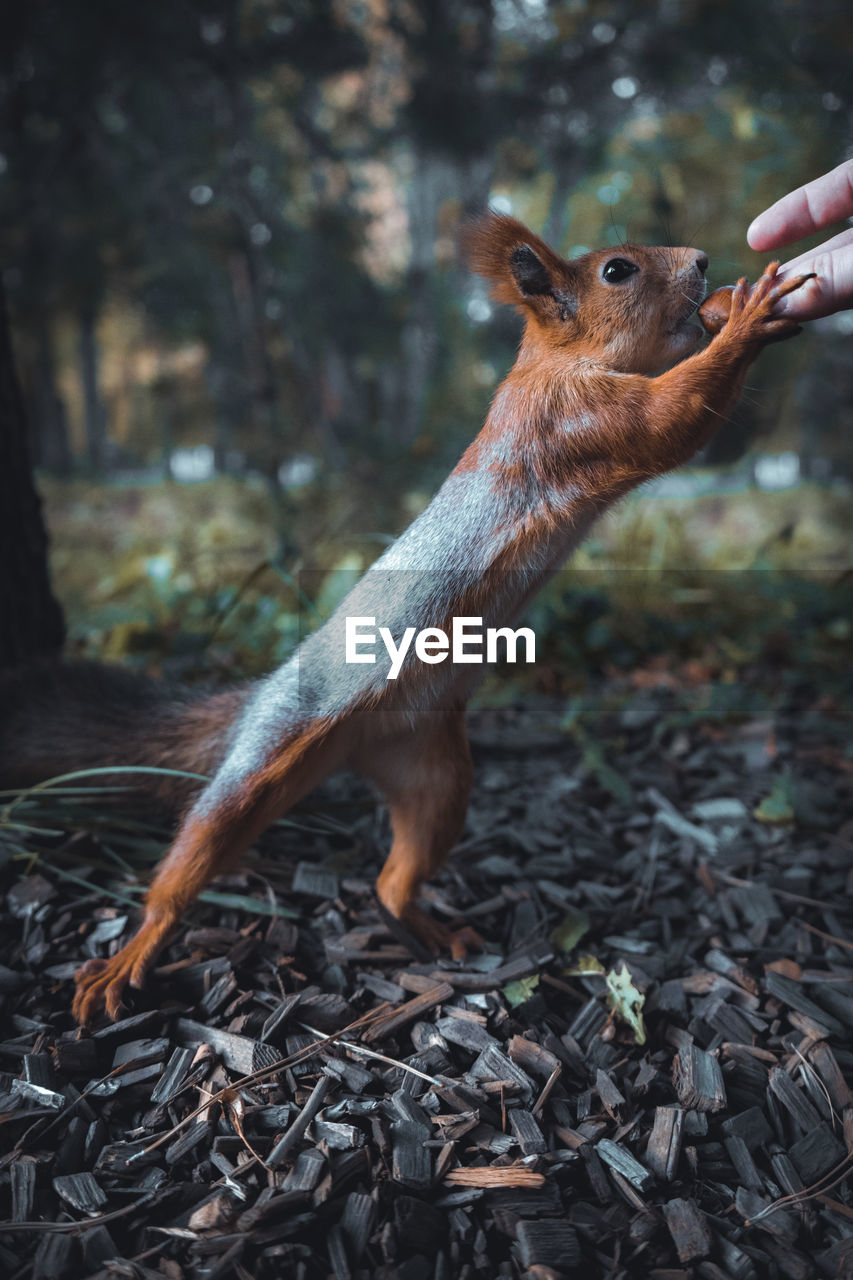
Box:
[73,719,340,1023]
[71,800,278,1023]
[365,706,481,960]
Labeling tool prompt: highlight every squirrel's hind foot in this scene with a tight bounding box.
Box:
[73,955,134,1024]
[73,921,169,1023]
[377,899,483,962]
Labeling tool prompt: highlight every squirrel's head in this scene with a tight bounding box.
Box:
[462,213,709,374]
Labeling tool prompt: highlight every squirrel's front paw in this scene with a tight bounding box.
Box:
[701,265,816,345]
[740,263,816,338]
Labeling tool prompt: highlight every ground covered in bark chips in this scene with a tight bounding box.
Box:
[1,662,852,1279]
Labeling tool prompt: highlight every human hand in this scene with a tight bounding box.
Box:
[746,158,853,320]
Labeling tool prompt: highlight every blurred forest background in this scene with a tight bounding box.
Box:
[1,0,851,687]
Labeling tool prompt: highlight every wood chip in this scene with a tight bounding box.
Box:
[673,1044,727,1112]
[52,1171,107,1213]
[362,983,453,1044]
[292,862,339,899]
[443,1166,545,1187]
[468,1044,536,1101]
[175,1017,282,1074]
[767,1065,822,1133]
[436,1015,498,1052]
[268,1074,333,1166]
[10,1156,37,1221]
[808,1042,853,1112]
[150,1046,195,1105]
[515,1218,581,1269]
[763,971,845,1036]
[720,1105,773,1149]
[789,1123,847,1183]
[596,1138,654,1191]
[508,1108,547,1156]
[391,1119,432,1190]
[724,1135,762,1189]
[661,1198,712,1263]
[645,1107,684,1181]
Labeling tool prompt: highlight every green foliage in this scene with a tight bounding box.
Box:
[525,484,853,686]
[565,955,606,977]
[563,956,648,1045]
[41,476,853,690]
[502,975,540,1007]
[753,771,838,828]
[551,909,591,955]
[605,962,647,1047]
[754,775,796,826]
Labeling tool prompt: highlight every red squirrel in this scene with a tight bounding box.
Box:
[0,214,814,1023]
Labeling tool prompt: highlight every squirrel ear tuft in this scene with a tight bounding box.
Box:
[461,212,568,314]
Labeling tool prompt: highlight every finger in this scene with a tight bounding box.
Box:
[747,159,853,251]
[772,243,853,320]
[773,226,853,277]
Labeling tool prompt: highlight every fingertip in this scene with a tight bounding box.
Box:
[746,219,764,250]
[747,217,783,254]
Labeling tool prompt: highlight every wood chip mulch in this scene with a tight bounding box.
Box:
[1,672,852,1279]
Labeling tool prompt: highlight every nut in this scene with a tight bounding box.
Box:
[697,286,735,335]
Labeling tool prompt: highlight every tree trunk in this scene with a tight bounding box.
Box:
[31,313,72,474]
[398,148,493,446]
[0,281,66,667]
[79,308,107,471]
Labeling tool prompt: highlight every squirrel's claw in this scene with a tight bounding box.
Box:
[73,956,131,1023]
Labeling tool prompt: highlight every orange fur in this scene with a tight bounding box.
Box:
[364,702,479,957]
[73,717,339,1021]
[461,213,577,313]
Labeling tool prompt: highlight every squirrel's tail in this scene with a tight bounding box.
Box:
[0,661,251,813]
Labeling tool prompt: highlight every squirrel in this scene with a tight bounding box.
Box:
[0,213,814,1023]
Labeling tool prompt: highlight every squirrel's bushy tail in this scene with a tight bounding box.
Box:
[0,661,251,813]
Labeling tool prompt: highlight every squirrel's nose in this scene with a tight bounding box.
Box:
[694,252,709,276]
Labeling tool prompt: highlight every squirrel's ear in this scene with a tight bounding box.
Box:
[510,244,553,297]
[462,212,570,316]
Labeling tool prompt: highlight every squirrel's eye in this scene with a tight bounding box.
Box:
[602,258,639,283]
